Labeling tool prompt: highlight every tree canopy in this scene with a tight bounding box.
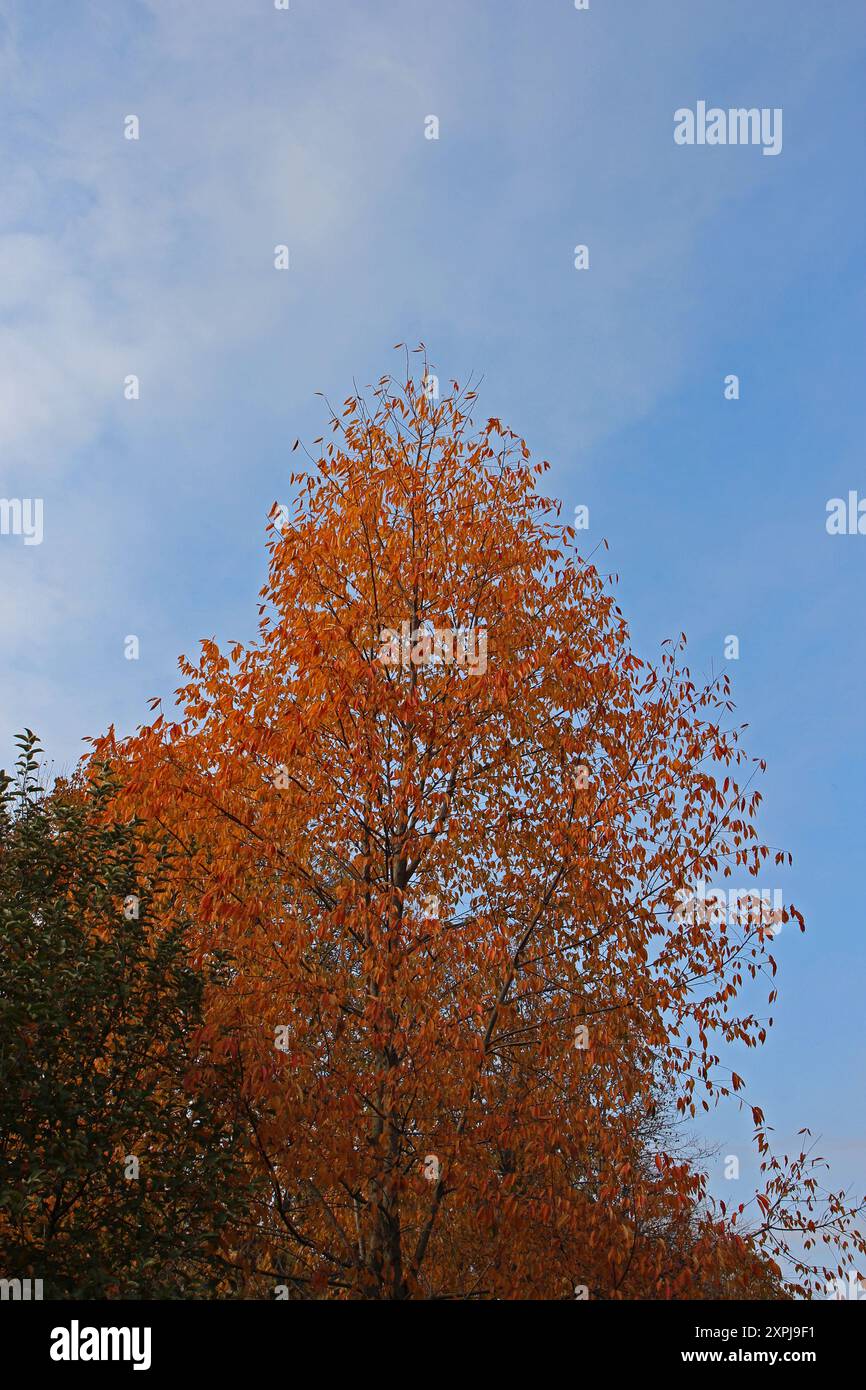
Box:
[21,354,864,1299]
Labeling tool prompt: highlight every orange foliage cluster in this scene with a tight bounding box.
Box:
[92,354,864,1299]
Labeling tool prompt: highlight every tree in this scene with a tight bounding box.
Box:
[93,352,865,1298]
[0,731,253,1298]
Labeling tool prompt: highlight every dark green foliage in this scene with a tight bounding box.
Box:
[0,732,250,1298]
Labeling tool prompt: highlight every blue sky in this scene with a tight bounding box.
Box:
[1,0,864,1243]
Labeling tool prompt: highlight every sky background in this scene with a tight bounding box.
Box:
[1,0,864,1270]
